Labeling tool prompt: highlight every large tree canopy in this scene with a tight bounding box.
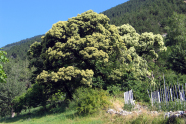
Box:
[28,10,166,101]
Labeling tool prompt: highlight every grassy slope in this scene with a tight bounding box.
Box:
[1,105,183,124]
[0,104,103,124]
[1,97,185,124]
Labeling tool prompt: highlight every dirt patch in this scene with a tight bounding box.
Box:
[111,99,124,112]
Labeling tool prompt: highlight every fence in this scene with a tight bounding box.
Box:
[149,85,186,104]
[124,89,135,105]
[148,75,186,108]
[124,76,186,111]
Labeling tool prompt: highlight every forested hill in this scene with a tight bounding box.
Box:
[1,35,43,51]
[102,0,186,34]
[1,35,43,60]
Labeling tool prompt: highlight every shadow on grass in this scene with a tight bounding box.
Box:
[0,101,68,123]
[64,108,102,121]
[0,101,99,123]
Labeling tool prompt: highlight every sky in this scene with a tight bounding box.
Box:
[0,0,129,48]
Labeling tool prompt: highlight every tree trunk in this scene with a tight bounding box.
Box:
[11,108,15,118]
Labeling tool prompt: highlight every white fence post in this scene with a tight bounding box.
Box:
[124,90,134,105]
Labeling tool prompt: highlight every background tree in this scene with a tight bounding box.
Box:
[117,24,166,92]
[0,58,31,117]
[165,12,186,74]
[0,50,8,83]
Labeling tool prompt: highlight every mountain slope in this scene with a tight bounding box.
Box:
[102,0,186,34]
[2,35,43,60]
[1,35,43,51]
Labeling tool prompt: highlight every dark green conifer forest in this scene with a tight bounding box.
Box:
[102,0,186,34]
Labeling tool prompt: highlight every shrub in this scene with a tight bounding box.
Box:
[73,87,111,114]
[13,83,48,113]
[123,103,134,111]
[13,93,26,113]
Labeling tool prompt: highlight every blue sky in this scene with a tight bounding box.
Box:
[0,0,129,48]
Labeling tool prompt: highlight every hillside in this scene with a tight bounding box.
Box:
[1,35,43,60]
[1,35,43,50]
[102,0,186,34]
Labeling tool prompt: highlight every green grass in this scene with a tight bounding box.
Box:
[1,100,186,124]
[0,112,102,124]
[0,102,103,124]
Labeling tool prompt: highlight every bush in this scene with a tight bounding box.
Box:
[73,87,111,114]
[13,83,47,113]
[123,103,134,111]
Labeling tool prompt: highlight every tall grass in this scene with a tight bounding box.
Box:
[148,100,186,112]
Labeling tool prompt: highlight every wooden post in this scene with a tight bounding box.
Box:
[147,90,150,99]
[151,91,153,106]
[171,83,174,101]
[182,84,184,101]
[162,88,163,102]
[162,88,164,102]
[178,83,181,101]
[185,83,186,100]
[168,85,170,101]
[150,84,153,106]
[158,91,160,103]
[124,92,125,104]
[170,88,173,101]
[160,88,162,102]
[172,85,175,108]
[175,85,178,100]
[184,84,186,109]
[163,74,167,104]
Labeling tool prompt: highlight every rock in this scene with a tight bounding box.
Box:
[107,109,116,114]
[165,111,185,119]
[150,111,158,115]
[107,103,161,117]
[119,110,132,116]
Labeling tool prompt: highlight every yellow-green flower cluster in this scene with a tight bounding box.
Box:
[28,41,41,57]
[138,32,167,59]
[79,47,109,61]
[47,21,68,39]
[117,24,167,79]
[80,69,94,86]
[109,69,124,80]
[36,70,49,82]
[46,43,71,61]
[39,10,122,67]
[119,24,167,60]
[36,66,94,86]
